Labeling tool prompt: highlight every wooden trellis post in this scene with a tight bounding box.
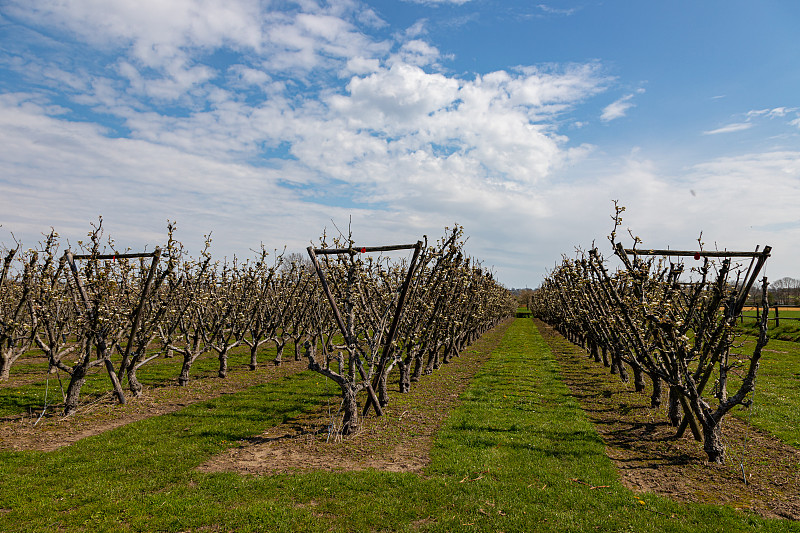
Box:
[619,244,771,446]
[64,248,162,405]
[307,242,423,419]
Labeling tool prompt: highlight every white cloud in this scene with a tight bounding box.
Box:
[0,46,606,283]
[705,106,799,135]
[17,1,798,288]
[3,87,800,287]
[321,62,604,191]
[228,65,271,87]
[6,0,264,60]
[0,93,334,253]
[601,94,635,121]
[747,107,797,119]
[344,57,381,75]
[393,39,443,67]
[702,122,753,135]
[6,0,390,96]
[537,4,579,16]
[403,0,473,5]
[0,1,608,287]
[518,148,800,284]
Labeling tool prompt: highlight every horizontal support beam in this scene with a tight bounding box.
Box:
[68,249,160,261]
[623,248,770,259]
[313,243,419,255]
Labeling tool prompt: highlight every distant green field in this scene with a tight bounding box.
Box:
[726,335,800,450]
[739,307,800,342]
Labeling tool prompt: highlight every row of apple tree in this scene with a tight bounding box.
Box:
[1,220,515,431]
[530,207,770,463]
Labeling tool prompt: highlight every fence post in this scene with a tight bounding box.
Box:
[775,305,780,327]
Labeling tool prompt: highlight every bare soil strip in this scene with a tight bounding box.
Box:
[534,318,800,520]
[0,361,306,452]
[197,319,513,475]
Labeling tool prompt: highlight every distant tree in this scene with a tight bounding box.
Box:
[770,277,800,305]
[516,288,535,309]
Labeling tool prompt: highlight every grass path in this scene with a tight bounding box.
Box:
[0,319,796,531]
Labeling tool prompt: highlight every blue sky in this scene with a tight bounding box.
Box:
[1,0,799,287]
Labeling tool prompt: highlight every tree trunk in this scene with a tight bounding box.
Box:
[273,341,285,366]
[249,343,259,371]
[411,350,424,382]
[377,371,389,407]
[294,339,302,361]
[0,346,29,381]
[424,348,437,375]
[649,374,662,408]
[442,344,454,364]
[591,340,601,363]
[341,385,359,435]
[218,346,229,378]
[63,365,88,416]
[717,362,729,402]
[398,360,411,393]
[128,366,143,397]
[668,386,682,426]
[701,417,725,464]
[618,361,629,383]
[611,352,629,383]
[0,353,11,381]
[178,353,195,386]
[632,363,646,393]
[103,357,127,405]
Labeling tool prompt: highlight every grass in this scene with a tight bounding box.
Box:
[1,319,798,531]
[739,308,800,342]
[729,336,800,449]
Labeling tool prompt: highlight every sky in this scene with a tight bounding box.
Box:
[1,0,799,288]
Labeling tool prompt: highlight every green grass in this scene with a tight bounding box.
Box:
[739,309,800,342]
[1,320,797,531]
[729,336,800,450]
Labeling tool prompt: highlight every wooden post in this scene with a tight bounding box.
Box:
[774,305,779,327]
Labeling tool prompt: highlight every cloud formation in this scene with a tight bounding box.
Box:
[600,90,645,122]
[703,122,753,135]
[2,1,799,286]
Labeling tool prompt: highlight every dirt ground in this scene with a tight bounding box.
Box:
[2,319,799,521]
